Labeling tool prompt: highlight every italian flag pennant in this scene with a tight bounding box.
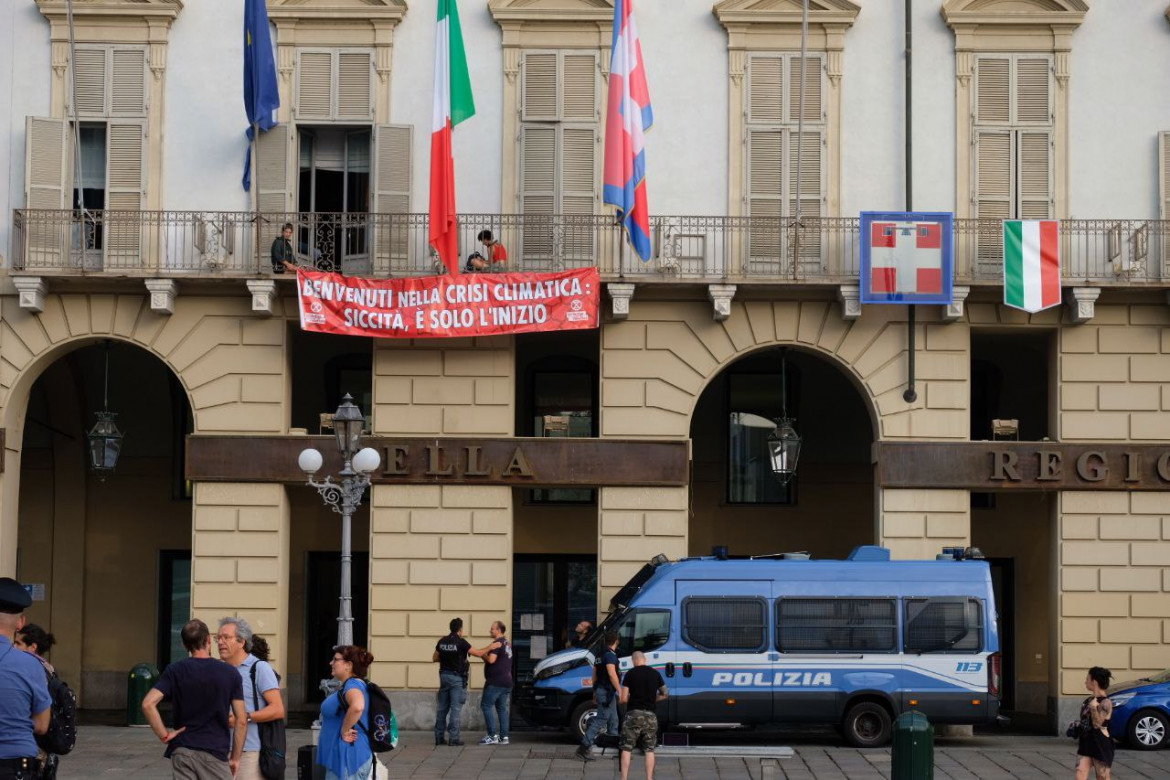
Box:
[1004,220,1061,313]
[429,0,476,276]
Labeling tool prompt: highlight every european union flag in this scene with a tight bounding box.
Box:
[243,0,280,191]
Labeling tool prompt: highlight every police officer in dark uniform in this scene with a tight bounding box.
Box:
[432,617,471,747]
[0,577,51,779]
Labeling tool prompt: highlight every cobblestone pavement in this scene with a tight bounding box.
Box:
[58,727,1169,778]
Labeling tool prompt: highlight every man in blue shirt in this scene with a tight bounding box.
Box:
[0,577,51,779]
[577,630,621,762]
[216,617,283,780]
[142,619,246,779]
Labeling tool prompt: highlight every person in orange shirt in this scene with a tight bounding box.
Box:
[467,230,508,272]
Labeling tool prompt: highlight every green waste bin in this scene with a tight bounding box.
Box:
[126,663,160,727]
[891,710,933,780]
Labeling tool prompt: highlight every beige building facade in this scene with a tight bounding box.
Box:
[0,0,1168,736]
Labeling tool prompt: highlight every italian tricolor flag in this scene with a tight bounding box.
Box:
[1004,220,1061,313]
[429,0,475,276]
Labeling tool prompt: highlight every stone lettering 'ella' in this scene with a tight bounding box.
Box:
[380,444,537,480]
[711,671,832,687]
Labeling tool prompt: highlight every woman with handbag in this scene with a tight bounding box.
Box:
[1074,666,1114,780]
[317,646,375,780]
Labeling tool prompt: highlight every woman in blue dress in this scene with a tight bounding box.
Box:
[317,645,374,780]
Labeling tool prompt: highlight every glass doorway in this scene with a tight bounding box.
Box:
[297,128,371,275]
[156,550,192,671]
[512,555,596,685]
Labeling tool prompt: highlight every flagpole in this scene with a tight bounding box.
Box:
[253,121,261,273]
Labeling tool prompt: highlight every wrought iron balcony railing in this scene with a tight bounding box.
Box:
[11,209,1170,285]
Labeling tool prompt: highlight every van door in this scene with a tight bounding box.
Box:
[672,580,772,726]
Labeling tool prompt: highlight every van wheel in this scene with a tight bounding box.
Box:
[570,700,599,743]
[1127,710,1169,750]
[843,702,892,748]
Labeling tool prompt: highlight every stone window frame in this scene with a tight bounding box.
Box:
[713,0,859,219]
[942,0,1088,220]
[489,0,614,214]
[35,0,182,212]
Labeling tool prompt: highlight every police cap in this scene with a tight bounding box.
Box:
[0,577,32,614]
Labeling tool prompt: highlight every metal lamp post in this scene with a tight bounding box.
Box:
[297,394,381,648]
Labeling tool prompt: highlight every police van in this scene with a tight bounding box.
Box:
[514,545,1000,747]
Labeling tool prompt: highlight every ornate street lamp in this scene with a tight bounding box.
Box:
[767,352,802,485]
[298,394,381,650]
[87,340,123,479]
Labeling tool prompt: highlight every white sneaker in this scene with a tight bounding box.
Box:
[480,735,499,745]
[499,737,509,745]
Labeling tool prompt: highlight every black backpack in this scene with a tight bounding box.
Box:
[248,660,287,780]
[37,669,77,756]
[337,679,397,753]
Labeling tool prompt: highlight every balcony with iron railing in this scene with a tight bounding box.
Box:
[10,209,1170,286]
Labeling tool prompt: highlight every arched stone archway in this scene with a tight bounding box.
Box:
[599,299,968,443]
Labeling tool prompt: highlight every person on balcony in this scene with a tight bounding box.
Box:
[466,230,508,272]
[271,223,298,274]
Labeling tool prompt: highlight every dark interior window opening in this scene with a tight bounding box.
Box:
[73,123,106,250]
[297,127,371,272]
[289,325,373,433]
[970,331,1052,442]
[726,356,800,505]
[516,331,599,504]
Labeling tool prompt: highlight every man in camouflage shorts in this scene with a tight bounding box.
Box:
[618,651,668,780]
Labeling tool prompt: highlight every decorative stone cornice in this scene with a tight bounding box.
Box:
[707,284,737,322]
[942,0,1088,55]
[489,0,614,25]
[489,0,614,51]
[607,283,635,321]
[145,278,177,315]
[267,0,406,25]
[12,277,47,314]
[36,0,183,41]
[714,0,862,29]
[1068,287,1100,324]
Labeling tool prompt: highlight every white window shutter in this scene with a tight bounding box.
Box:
[256,125,293,253]
[522,52,559,122]
[337,51,374,121]
[372,124,412,269]
[973,128,1013,271]
[561,125,596,262]
[747,129,783,262]
[1017,129,1053,220]
[111,47,147,116]
[104,119,147,266]
[748,54,783,124]
[72,47,109,116]
[562,53,597,121]
[297,50,333,120]
[1160,131,1170,221]
[1014,56,1052,125]
[975,56,1010,125]
[23,116,70,267]
[520,125,556,257]
[788,54,823,124]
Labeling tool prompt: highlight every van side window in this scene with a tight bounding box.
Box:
[682,597,767,653]
[616,610,671,657]
[904,598,983,653]
[776,598,897,654]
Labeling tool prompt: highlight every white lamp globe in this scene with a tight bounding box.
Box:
[352,447,382,475]
[298,448,324,475]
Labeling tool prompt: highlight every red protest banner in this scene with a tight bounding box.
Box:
[296,267,600,339]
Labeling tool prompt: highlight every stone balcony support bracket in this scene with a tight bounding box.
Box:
[837,284,861,320]
[144,279,178,315]
[13,277,47,313]
[1069,287,1101,324]
[707,284,737,321]
[607,283,636,320]
[943,285,971,322]
[246,279,277,316]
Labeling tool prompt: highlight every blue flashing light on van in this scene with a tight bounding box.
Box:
[514,545,1001,748]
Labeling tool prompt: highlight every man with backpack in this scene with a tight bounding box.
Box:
[216,618,284,780]
[0,578,50,780]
